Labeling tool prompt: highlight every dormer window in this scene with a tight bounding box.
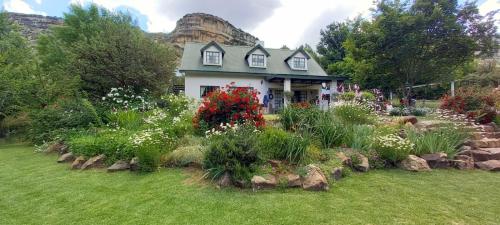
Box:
[251,54,265,67]
[292,57,306,69]
[200,41,225,66]
[205,51,221,65]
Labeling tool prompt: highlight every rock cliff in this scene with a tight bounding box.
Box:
[6,12,63,43]
[6,12,258,49]
[165,13,258,49]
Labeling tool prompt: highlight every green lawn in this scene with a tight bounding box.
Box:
[1,143,500,225]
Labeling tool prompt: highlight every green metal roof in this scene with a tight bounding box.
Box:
[179,42,333,78]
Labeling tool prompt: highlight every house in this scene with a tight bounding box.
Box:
[179,41,346,113]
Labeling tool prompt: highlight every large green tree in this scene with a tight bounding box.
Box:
[318,0,498,93]
[38,4,178,100]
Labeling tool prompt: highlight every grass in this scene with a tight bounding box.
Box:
[1,142,500,225]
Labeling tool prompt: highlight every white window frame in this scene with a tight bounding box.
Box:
[292,57,307,70]
[204,51,222,66]
[250,54,266,68]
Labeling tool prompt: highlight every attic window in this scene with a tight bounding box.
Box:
[292,57,306,69]
[205,51,221,65]
[251,54,265,67]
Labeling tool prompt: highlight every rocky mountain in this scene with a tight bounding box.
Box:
[6,12,258,49]
[6,12,63,43]
[163,13,258,49]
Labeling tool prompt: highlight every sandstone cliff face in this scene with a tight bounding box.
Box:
[166,13,258,48]
[6,12,258,49]
[6,12,63,43]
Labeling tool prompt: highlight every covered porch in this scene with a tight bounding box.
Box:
[264,75,343,113]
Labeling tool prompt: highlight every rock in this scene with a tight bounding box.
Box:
[463,140,479,150]
[129,157,139,171]
[107,160,130,172]
[421,153,449,168]
[71,156,86,169]
[57,152,75,163]
[286,174,302,188]
[80,154,106,170]
[474,160,500,171]
[167,13,258,49]
[400,155,431,172]
[330,167,343,181]
[6,12,63,44]
[458,149,494,162]
[217,172,232,188]
[398,129,407,138]
[46,142,68,155]
[251,174,277,190]
[451,155,474,170]
[459,145,472,151]
[353,153,369,172]
[233,180,248,188]
[302,165,329,191]
[402,116,418,125]
[336,152,352,167]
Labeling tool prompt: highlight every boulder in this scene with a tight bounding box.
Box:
[400,155,431,172]
[336,152,352,167]
[463,140,479,150]
[421,153,449,168]
[46,142,68,155]
[217,172,232,188]
[475,160,500,171]
[402,116,418,125]
[129,157,139,171]
[452,154,474,170]
[286,174,302,188]
[459,145,472,151]
[302,165,329,191]
[80,154,106,170]
[251,174,277,190]
[107,160,130,172]
[353,153,369,172]
[57,152,75,163]
[71,156,86,169]
[474,160,500,171]
[457,149,491,162]
[330,167,343,181]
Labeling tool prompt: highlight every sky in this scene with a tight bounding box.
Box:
[1,0,498,49]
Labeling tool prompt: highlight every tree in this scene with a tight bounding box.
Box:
[316,18,362,75]
[38,4,178,100]
[343,0,498,98]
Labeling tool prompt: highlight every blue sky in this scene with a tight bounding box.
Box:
[1,0,498,48]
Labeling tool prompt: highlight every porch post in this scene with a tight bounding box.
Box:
[451,81,455,97]
[284,78,291,107]
[329,80,337,104]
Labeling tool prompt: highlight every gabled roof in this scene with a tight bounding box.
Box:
[244,44,270,59]
[180,42,333,78]
[200,41,225,56]
[284,46,311,62]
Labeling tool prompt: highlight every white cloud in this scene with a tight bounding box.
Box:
[251,0,373,48]
[478,0,500,26]
[35,0,42,5]
[3,0,47,15]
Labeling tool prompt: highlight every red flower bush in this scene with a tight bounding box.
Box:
[440,94,465,114]
[193,82,265,131]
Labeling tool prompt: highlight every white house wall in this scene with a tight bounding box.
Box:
[185,72,269,103]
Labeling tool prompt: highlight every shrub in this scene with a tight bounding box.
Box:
[162,145,204,167]
[342,125,375,151]
[135,145,162,172]
[373,134,414,163]
[360,92,375,101]
[29,98,101,143]
[107,110,144,130]
[193,83,264,132]
[334,101,375,124]
[313,115,345,149]
[157,94,192,117]
[101,87,155,111]
[68,130,134,164]
[203,125,260,181]
[338,92,356,101]
[389,107,410,116]
[407,126,469,157]
[411,107,429,116]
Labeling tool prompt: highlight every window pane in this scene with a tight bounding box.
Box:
[251,54,265,67]
[293,57,305,69]
[200,86,219,97]
[206,51,220,64]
